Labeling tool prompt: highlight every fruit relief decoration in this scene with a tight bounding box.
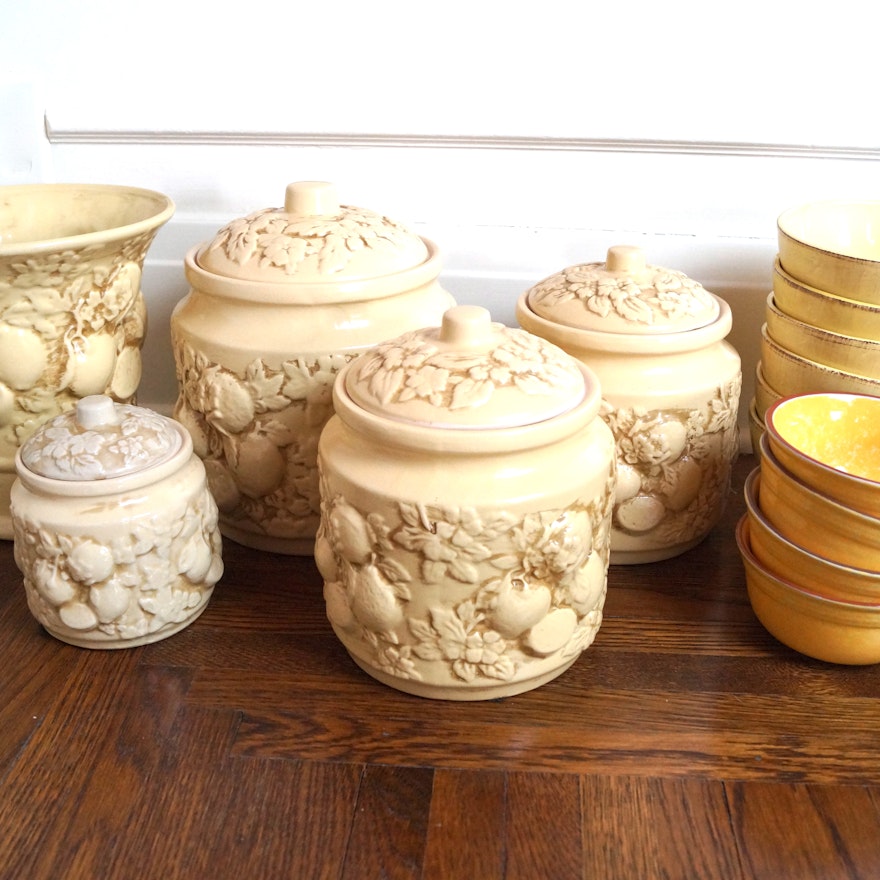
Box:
[315,463,616,690]
[603,374,742,546]
[172,340,355,546]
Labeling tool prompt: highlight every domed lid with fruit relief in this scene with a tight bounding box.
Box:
[196,181,430,283]
[524,245,720,335]
[18,395,184,481]
[342,305,590,428]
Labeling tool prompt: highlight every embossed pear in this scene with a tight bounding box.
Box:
[490,576,552,639]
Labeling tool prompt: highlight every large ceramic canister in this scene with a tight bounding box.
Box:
[517,246,742,565]
[171,181,456,555]
[10,395,223,648]
[315,305,617,700]
[0,183,174,539]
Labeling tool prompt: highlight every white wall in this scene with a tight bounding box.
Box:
[2,0,878,446]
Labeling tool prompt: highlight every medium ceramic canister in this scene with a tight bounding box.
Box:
[0,183,174,539]
[171,181,456,555]
[10,395,223,648]
[315,305,617,700]
[517,246,742,564]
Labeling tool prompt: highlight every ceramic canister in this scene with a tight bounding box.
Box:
[0,183,174,540]
[517,246,742,565]
[10,395,223,648]
[315,305,617,700]
[171,181,456,555]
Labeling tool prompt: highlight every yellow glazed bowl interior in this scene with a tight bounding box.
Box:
[757,431,880,571]
[744,467,880,604]
[773,258,880,342]
[737,515,880,664]
[760,325,880,400]
[764,392,880,519]
[764,294,880,380]
[777,200,880,304]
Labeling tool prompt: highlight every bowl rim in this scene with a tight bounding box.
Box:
[764,392,880,493]
[743,466,880,582]
[773,257,880,313]
[736,513,880,611]
[765,293,880,349]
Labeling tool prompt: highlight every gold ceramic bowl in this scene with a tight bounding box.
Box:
[765,294,880,379]
[753,361,782,420]
[760,325,880,399]
[737,515,880,664]
[747,398,764,454]
[773,258,880,342]
[744,468,880,604]
[778,200,880,304]
[757,432,880,570]
[764,392,880,519]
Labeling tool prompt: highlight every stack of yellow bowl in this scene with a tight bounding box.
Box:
[738,392,880,663]
[749,200,880,450]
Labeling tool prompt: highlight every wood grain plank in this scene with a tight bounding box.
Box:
[422,769,507,880]
[506,772,583,879]
[580,774,743,879]
[341,764,433,879]
[728,781,880,880]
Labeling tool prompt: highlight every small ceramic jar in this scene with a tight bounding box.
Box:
[10,395,223,648]
[315,305,616,700]
[171,181,455,555]
[517,246,742,565]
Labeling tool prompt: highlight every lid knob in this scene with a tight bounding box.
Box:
[283,181,340,217]
[440,305,496,349]
[605,245,646,275]
[75,395,120,430]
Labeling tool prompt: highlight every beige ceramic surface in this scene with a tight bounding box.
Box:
[764,392,880,519]
[764,294,880,379]
[10,395,223,648]
[759,325,880,399]
[737,515,880,665]
[778,200,880,304]
[744,468,880,605]
[316,306,616,700]
[171,181,455,555]
[773,258,880,342]
[0,183,174,540]
[757,432,880,571]
[753,360,782,420]
[517,246,741,564]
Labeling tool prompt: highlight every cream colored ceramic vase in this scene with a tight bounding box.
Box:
[517,246,742,565]
[0,183,174,540]
[171,181,456,555]
[316,305,616,700]
[10,395,223,648]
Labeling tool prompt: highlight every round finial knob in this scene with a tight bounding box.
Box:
[440,305,495,348]
[605,245,647,275]
[75,395,120,430]
[284,181,340,217]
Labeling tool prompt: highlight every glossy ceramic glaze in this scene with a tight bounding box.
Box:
[0,183,174,540]
[757,432,880,570]
[760,325,880,399]
[737,516,880,665]
[778,200,880,304]
[773,258,880,342]
[171,181,455,555]
[10,395,223,648]
[747,399,764,454]
[765,294,880,379]
[516,245,741,564]
[744,468,880,605]
[764,392,880,518]
[753,360,782,420]
[316,306,616,700]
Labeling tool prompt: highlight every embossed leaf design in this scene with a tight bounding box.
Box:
[244,361,287,413]
[261,235,308,273]
[318,233,351,274]
[368,368,405,406]
[225,225,260,266]
[450,377,494,410]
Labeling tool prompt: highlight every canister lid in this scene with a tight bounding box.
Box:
[195,181,430,283]
[343,305,588,428]
[525,245,720,335]
[18,395,184,481]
